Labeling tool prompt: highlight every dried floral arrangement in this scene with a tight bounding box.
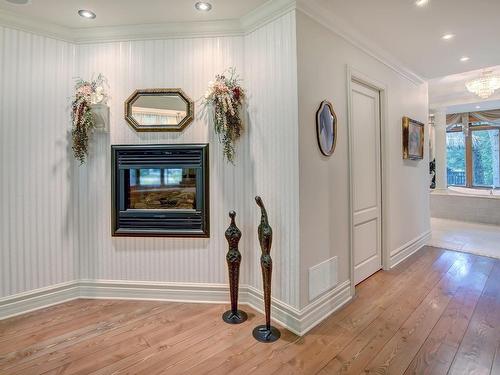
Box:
[71,74,108,164]
[203,68,245,163]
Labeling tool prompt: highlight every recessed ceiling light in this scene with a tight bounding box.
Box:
[460,56,470,62]
[195,2,212,11]
[442,33,455,40]
[415,0,429,7]
[78,9,96,19]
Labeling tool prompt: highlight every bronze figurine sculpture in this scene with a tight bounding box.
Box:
[253,196,281,342]
[222,211,248,324]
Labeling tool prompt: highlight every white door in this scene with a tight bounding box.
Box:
[350,80,382,285]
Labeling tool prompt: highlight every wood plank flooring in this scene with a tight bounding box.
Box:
[0,246,499,374]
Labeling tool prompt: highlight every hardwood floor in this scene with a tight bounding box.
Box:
[0,246,499,374]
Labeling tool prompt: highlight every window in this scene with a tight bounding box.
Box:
[472,130,499,187]
[446,123,500,188]
[446,131,466,186]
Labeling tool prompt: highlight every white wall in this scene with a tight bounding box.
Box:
[244,10,300,307]
[0,9,430,320]
[73,11,300,307]
[0,27,77,297]
[296,11,430,308]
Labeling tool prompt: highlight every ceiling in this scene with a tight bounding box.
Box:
[445,100,500,115]
[310,0,500,79]
[0,0,268,27]
[1,0,499,80]
[428,65,500,110]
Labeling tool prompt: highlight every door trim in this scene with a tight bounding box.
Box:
[346,66,390,296]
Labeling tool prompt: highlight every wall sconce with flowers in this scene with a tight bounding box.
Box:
[71,74,109,164]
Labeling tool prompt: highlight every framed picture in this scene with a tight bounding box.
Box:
[316,100,337,156]
[402,116,424,160]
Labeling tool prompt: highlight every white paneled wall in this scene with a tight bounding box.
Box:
[74,12,300,306]
[244,10,300,307]
[0,27,76,297]
[0,11,300,308]
[75,36,246,286]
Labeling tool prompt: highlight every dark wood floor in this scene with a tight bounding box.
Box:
[0,246,499,374]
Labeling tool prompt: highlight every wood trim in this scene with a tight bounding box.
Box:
[446,126,500,188]
[466,129,473,187]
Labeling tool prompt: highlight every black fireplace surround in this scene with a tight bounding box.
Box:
[111,144,209,237]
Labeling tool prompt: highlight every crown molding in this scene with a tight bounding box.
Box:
[72,19,243,44]
[240,0,296,33]
[0,0,424,84]
[0,8,73,42]
[0,0,296,44]
[296,0,425,85]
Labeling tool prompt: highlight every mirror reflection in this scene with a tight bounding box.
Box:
[125,89,194,132]
[131,95,187,126]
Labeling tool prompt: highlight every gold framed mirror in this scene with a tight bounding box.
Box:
[124,88,194,132]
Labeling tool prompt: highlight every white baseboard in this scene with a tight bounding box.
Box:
[0,279,352,336]
[390,230,431,268]
[0,281,80,320]
[79,279,230,304]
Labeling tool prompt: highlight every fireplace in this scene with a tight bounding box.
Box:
[111,144,209,237]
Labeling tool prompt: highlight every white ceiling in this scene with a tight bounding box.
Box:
[428,65,500,110]
[1,0,499,80]
[445,100,500,115]
[0,0,268,27]
[310,0,500,79]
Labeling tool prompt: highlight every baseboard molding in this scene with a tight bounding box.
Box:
[0,281,80,320]
[79,279,230,304]
[390,230,431,268]
[0,279,352,336]
[297,280,352,335]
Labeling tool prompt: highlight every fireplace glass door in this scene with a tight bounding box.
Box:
[127,168,198,210]
[112,145,209,237]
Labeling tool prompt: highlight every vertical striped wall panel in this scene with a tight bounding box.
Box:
[0,27,77,297]
[74,35,247,288]
[75,11,300,306]
[244,11,300,307]
[0,10,300,308]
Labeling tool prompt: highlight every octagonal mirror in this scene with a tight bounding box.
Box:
[125,89,194,132]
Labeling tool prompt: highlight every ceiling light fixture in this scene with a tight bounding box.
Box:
[78,9,96,19]
[415,0,429,7]
[441,33,455,40]
[460,56,470,62]
[195,2,212,11]
[466,70,500,99]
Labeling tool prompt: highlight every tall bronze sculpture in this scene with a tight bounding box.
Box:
[222,211,248,324]
[253,196,281,342]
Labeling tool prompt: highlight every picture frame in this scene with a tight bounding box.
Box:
[316,100,337,156]
[402,116,424,160]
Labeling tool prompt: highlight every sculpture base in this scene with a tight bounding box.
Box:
[222,310,248,324]
[252,325,281,343]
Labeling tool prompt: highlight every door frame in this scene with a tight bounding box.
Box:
[346,65,390,297]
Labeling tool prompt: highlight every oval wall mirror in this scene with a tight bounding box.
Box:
[125,89,194,132]
[316,100,337,156]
